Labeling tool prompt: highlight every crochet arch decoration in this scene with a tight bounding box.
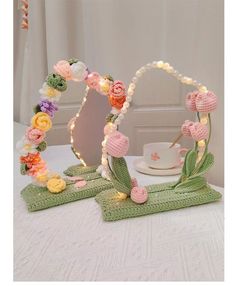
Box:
[101,60,217,203]
[16,58,125,193]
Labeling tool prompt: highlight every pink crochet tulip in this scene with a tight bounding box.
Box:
[195,91,217,113]
[181,120,195,137]
[85,72,101,90]
[54,60,73,80]
[131,177,138,188]
[185,90,199,111]
[106,131,129,158]
[130,187,148,204]
[25,127,45,145]
[189,122,209,141]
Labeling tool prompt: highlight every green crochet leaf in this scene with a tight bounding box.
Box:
[185,150,197,177]
[174,176,207,193]
[20,163,28,175]
[36,141,47,152]
[181,150,191,176]
[111,157,132,189]
[190,153,214,179]
[110,172,131,195]
[68,58,79,65]
[33,104,41,114]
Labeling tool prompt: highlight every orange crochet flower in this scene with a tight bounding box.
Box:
[27,160,47,177]
[109,95,126,109]
[20,152,42,168]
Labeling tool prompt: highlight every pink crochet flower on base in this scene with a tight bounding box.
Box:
[195,91,217,113]
[54,60,73,80]
[130,187,148,204]
[25,127,45,145]
[106,131,129,158]
[181,120,195,137]
[85,72,101,90]
[185,90,199,111]
[189,122,209,141]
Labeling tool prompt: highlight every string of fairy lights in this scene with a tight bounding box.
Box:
[100,61,210,178]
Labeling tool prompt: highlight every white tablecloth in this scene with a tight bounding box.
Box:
[14,145,224,281]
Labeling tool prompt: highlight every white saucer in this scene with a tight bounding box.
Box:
[133,157,183,176]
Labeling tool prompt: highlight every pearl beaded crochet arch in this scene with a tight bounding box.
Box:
[95,60,221,221]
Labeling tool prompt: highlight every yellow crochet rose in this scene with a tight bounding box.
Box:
[47,178,66,193]
[31,112,52,132]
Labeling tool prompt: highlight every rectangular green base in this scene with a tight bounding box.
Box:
[21,164,113,212]
[95,182,222,221]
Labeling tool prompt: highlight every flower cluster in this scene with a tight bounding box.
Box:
[17,58,128,193]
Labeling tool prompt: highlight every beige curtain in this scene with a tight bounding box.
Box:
[14,0,86,124]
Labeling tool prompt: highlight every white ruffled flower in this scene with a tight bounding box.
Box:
[71,61,88,82]
[16,136,38,155]
[39,82,61,102]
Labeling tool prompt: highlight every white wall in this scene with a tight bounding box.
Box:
[14,0,224,186]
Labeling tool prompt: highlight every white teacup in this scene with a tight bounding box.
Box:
[143,142,188,169]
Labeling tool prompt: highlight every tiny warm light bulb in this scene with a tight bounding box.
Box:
[199,85,208,93]
[200,113,208,125]
[198,140,205,147]
[117,192,128,200]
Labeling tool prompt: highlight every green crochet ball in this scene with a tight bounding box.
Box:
[46,73,67,92]
[36,141,47,152]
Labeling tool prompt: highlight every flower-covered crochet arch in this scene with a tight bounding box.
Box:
[17,58,127,193]
[101,60,218,204]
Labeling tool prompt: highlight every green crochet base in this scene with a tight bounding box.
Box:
[21,164,113,212]
[95,182,222,221]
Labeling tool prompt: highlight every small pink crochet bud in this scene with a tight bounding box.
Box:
[189,122,209,141]
[130,187,148,204]
[131,177,138,188]
[185,91,199,111]
[195,91,217,113]
[54,60,73,80]
[85,72,101,90]
[106,131,129,158]
[181,120,195,137]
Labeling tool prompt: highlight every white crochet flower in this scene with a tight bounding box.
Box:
[71,61,88,82]
[16,136,38,155]
[39,82,61,102]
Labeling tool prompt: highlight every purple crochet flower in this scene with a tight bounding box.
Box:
[39,99,58,117]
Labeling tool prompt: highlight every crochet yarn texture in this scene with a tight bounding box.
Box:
[95,182,222,221]
[21,164,113,212]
